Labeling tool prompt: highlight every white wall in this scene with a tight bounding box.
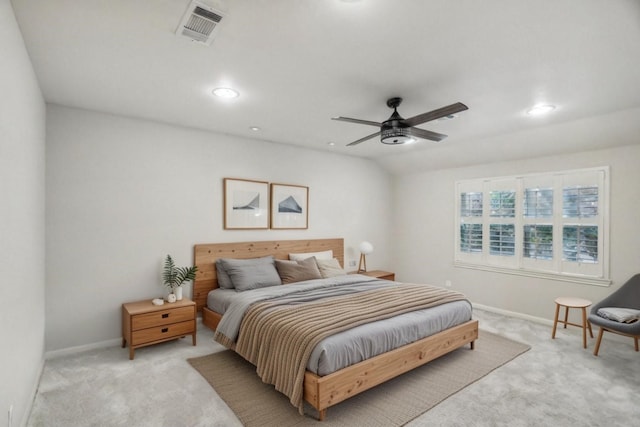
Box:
[392,142,640,322]
[45,105,393,351]
[0,1,46,426]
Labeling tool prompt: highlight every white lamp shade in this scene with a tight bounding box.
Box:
[359,241,374,255]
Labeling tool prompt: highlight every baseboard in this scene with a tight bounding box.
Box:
[472,302,554,326]
[23,357,44,427]
[472,302,632,345]
[44,316,205,360]
[45,338,121,360]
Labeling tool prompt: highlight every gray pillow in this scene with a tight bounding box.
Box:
[316,258,347,278]
[219,256,282,292]
[215,259,234,289]
[275,256,323,284]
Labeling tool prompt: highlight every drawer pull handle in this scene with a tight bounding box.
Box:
[161,328,168,333]
[162,313,169,318]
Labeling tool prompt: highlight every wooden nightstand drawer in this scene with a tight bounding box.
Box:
[122,297,197,359]
[131,319,195,346]
[131,306,194,330]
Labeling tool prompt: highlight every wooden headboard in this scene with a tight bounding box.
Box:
[192,238,344,312]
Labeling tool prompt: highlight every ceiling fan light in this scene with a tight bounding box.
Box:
[381,127,413,145]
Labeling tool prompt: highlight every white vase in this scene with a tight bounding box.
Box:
[175,285,183,301]
[167,293,177,303]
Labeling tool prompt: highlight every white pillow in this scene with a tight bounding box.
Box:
[316,258,347,278]
[289,250,333,262]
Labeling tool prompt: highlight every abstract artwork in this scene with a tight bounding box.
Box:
[224,178,269,229]
[270,183,308,229]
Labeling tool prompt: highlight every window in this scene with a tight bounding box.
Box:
[460,192,483,217]
[524,224,553,260]
[524,188,553,218]
[563,225,598,262]
[563,187,598,218]
[460,191,483,254]
[489,224,515,256]
[455,167,609,286]
[460,224,482,253]
[490,191,516,217]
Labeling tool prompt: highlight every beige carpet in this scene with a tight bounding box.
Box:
[188,330,529,426]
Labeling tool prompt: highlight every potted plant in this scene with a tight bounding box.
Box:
[162,255,198,302]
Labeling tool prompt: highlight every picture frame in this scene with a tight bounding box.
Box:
[270,183,309,229]
[223,178,269,229]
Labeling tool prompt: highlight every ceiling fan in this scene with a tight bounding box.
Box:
[332,97,468,146]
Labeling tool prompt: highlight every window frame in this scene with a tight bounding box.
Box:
[454,167,610,286]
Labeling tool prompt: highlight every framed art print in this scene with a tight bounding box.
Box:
[223,178,269,229]
[270,183,309,229]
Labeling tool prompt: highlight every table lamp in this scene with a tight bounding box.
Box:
[357,241,374,273]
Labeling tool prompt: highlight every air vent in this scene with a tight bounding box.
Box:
[176,1,225,46]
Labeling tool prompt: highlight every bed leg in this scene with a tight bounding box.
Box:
[318,408,326,421]
[470,340,475,350]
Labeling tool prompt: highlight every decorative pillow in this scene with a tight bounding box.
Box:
[316,258,347,278]
[275,257,323,284]
[289,250,333,262]
[218,256,282,292]
[596,307,640,323]
[215,260,234,289]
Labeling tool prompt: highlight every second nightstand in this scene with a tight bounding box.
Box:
[352,270,395,281]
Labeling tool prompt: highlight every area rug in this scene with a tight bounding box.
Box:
[188,330,529,426]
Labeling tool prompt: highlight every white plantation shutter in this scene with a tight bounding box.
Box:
[455,182,483,264]
[559,170,606,277]
[455,167,609,285]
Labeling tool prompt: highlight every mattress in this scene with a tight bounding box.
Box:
[208,275,472,376]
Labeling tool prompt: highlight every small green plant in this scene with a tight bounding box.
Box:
[163,255,198,292]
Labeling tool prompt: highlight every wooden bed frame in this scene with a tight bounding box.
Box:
[193,238,478,421]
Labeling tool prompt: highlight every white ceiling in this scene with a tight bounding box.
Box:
[11,0,640,172]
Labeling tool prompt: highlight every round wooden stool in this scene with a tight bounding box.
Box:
[552,297,594,349]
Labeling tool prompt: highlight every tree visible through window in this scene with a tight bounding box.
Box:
[524,188,553,218]
[524,225,553,260]
[490,224,515,255]
[563,226,598,263]
[460,192,483,217]
[460,192,483,254]
[460,224,482,253]
[490,191,515,217]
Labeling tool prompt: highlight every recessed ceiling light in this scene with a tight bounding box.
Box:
[527,104,555,116]
[327,142,336,146]
[249,126,261,131]
[212,87,239,99]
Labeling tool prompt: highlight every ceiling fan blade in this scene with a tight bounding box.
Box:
[403,102,469,127]
[409,127,448,142]
[346,131,381,146]
[332,116,382,128]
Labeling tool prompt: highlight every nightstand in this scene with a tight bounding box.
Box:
[352,270,395,281]
[122,297,196,360]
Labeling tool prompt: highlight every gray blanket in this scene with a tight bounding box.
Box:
[212,275,473,375]
[215,275,388,345]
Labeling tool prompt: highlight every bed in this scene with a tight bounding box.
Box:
[193,238,478,421]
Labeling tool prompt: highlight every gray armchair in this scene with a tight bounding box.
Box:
[588,274,640,356]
